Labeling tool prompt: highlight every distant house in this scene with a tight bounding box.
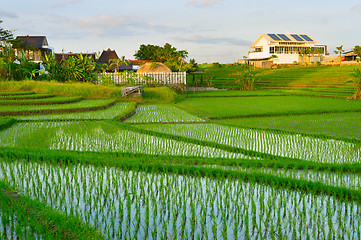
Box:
[247,33,327,65]
[55,52,96,63]
[97,48,132,72]
[344,50,358,62]
[13,36,53,62]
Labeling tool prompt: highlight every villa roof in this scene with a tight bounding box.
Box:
[14,36,49,49]
[250,33,318,48]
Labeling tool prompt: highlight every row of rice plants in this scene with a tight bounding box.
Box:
[209,164,361,191]
[0,99,115,113]
[137,123,361,164]
[0,96,83,105]
[0,91,34,96]
[0,117,16,131]
[0,121,247,159]
[17,102,131,121]
[0,179,103,239]
[0,93,54,100]
[124,104,204,123]
[216,111,361,141]
[1,159,361,239]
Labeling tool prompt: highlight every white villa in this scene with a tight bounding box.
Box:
[248,33,327,66]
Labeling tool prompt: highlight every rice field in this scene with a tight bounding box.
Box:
[0,99,115,113]
[1,159,361,240]
[137,123,361,163]
[0,121,246,159]
[1,89,361,239]
[124,104,204,123]
[17,102,131,121]
[216,111,361,140]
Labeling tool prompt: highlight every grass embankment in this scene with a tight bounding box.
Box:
[0,96,83,106]
[0,99,116,116]
[216,112,361,141]
[113,101,137,121]
[0,117,16,130]
[189,64,361,98]
[0,81,178,103]
[0,180,104,239]
[256,65,361,96]
[177,96,361,119]
[0,80,124,99]
[124,103,204,123]
[0,91,35,96]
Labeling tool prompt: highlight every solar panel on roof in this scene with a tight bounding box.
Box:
[268,34,281,41]
[277,34,291,41]
[291,34,304,41]
[300,34,313,41]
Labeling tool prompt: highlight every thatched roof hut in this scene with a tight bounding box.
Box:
[97,48,132,71]
[137,62,171,73]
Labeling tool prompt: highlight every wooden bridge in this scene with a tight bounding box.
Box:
[121,86,144,97]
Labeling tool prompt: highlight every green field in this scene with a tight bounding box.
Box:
[177,96,361,119]
[216,112,361,140]
[1,70,361,240]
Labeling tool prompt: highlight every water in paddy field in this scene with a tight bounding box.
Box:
[1,160,361,239]
[0,121,360,163]
[139,123,361,164]
[0,121,251,159]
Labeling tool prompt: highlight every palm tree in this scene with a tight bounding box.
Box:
[334,45,344,66]
[109,56,130,73]
[346,68,361,99]
[298,48,306,64]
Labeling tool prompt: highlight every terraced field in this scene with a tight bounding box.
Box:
[124,104,204,123]
[1,89,361,239]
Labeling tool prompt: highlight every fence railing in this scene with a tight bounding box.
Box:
[98,72,187,85]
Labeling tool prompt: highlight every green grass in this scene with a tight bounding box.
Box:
[142,86,178,102]
[0,99,115,114]
[0,80,124,99]
[184,89,285,97]
[124,103,204,123]
[0,117,16,130]
[17,102,130,121]
[177,96,361,119]
[0,96,83,105]
[0,91,35,96]
[0,180,104,239]
[216,112,361,140]
[188,64,361,97]
[0,93,54,100]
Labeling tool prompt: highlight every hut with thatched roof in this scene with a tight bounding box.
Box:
[97,48,132,71]
[136,62,171,73]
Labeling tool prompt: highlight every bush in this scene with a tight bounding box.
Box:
[142,86,177,102]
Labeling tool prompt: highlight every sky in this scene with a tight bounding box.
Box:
[1,0,361,63]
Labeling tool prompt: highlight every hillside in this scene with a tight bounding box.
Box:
[189,64,361,97]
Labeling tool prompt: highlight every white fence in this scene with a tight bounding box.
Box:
[98,72,187,85]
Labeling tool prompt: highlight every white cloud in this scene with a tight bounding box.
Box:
[186,0,223,7]
[0,9,18,18]
[54,0,84,7]
[73,14,182,36]
[350,4,361,12]
[172,35,252,46]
